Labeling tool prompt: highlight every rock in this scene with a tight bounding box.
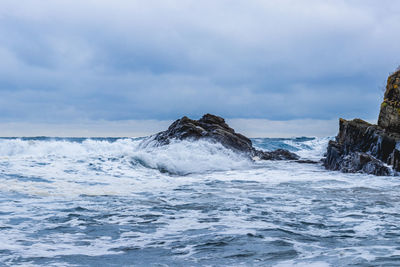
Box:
[378,70,400,132]
[324,69,400,176]
[327,149,391,176]
[295,159,320,164]
[324,118,400,175]
[152,113,299,161]
[253,148,299,160]
[154,114,253,153]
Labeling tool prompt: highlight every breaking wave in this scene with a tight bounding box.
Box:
[2,136,399,266]
[0,137,254,177]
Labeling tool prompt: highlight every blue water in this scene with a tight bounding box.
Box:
[1,137,400,266]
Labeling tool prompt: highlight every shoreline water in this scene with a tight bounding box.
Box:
[1,136,399,266]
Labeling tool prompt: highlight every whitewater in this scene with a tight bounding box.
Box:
[1,136,400,266]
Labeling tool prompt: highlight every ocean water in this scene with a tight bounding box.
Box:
[0,136,400,266]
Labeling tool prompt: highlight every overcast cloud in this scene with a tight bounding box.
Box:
[0,0,399,136]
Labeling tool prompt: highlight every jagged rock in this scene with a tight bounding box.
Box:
[326,148,391,176]
[324,69,400,176]
[324,118,399,175]
[154,114,253,153]
[342,152,391,176]
[378,70,400,132]
[152,113,299,161]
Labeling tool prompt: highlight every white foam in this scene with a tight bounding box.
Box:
[285,137,332,160]
[1,137,400,265]
[0,138,253,197]
[133,139,252,175]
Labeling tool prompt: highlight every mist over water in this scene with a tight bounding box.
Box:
[1,137,400,266]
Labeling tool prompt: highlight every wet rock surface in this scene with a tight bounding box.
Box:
[153,113,299,161]
[325,69,400,176]
[324,119,395,176]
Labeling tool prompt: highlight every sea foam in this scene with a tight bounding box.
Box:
[1,137,399,266]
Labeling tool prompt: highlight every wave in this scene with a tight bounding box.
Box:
[0,136,330,177]
[283,137,333,160]
[2,136,399,267]
[0,138,253,176]
[252,136,332,160]
[131,139,253,175]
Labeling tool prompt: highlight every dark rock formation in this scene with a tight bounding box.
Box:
[153,113,299,161]
[324,119,397,175]
[325,69,400,175]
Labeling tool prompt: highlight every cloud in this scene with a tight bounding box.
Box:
[0,118,339,138]
[0,0,399,127]
[0,119,173,137]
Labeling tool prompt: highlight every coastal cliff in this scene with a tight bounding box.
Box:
[325,70,400,175]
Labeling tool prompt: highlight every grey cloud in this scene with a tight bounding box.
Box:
[0,0,399,125]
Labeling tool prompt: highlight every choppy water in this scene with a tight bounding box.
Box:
[1,136,400,266]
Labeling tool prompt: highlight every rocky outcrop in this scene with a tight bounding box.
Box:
[324,119,399,175]
[152,113,299,161]
[325,69,400,176]
[378,70,400,132]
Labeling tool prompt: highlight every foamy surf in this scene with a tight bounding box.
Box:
[0,137,399,266]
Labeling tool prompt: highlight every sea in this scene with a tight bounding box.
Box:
[0,136,400,266]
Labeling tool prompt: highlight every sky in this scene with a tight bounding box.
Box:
[0,0,399,137]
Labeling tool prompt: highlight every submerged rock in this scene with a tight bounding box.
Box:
[152,113,299,161]
[253,148,300,161]
[325,69,400,175]
[295,159,320,164]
